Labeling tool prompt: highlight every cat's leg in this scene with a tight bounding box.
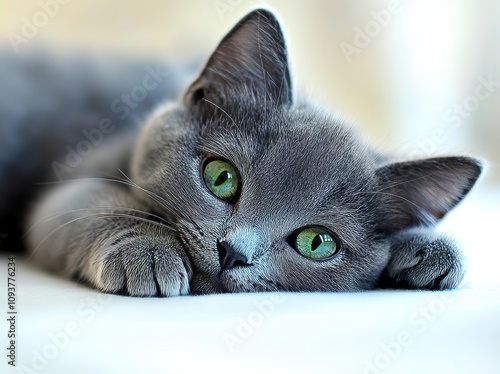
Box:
[379,227,466,290]
[26,180,192,297]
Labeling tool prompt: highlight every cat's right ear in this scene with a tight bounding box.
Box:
[375,156,483,233]
[184,9,292,112]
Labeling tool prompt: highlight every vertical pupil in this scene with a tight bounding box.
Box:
[214,170,230,186]
[311,234,323,251]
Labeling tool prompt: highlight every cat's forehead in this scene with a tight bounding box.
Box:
[198,106,373,180]
[197,106,376,206]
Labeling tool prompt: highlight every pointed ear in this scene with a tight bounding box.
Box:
[376,157,483,232]
[184,9,292,111]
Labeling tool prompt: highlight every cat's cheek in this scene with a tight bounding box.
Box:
[266,251,355,292]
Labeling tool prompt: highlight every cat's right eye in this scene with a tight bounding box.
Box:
[202,159,240,202]
[287,226,341,260]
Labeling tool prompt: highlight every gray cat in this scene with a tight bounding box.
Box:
[25,10,482,296]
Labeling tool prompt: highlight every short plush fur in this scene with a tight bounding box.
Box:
[23,10,482,296]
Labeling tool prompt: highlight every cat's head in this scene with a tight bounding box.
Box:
[131,10,482,294]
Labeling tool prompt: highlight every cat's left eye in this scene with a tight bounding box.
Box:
[202,159,240,202]
[287,226,340,260]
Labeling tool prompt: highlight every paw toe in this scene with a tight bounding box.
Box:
[384,235,465,290]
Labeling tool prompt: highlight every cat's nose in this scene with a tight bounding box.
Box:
[217,239,251,276]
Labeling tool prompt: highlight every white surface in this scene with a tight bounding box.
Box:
[1,188,499,374]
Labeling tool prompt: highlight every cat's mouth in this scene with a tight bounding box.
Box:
[188,268,248,294]
[213,268,257,294]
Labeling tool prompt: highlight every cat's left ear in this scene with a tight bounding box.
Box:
[184,9,292,110]
[376,156,483,232]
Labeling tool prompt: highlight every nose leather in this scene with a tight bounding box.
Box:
[217,239,251,276]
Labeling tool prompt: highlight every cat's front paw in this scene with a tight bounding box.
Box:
[380,228,466,290]
[93,233,192,297]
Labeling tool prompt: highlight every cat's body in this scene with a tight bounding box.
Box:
[6,10,483,296]
[0,45,194,248]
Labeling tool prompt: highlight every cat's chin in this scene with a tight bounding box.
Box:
[189,268,273,295]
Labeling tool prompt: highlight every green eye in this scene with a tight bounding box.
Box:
[292,227,339,259]
[203,159,240,201]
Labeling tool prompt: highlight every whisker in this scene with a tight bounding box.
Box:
[199,99,247,167]
[353,191,423,210]
[36,169,200,236]
[116,169,192,223]
[201,97,243,134]
[377,174,438,193]
[27,212,179,261]
[37,176,184,222]
[117,170,174,209]
[23,206,174,239]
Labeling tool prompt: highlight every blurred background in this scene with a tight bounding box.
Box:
[0,0,499,185]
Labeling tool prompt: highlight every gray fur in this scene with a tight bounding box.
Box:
[379,228,466,290]
[24,10,482,296]
[0,44,192,247]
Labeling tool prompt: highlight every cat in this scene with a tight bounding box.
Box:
[21,9,482,297]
